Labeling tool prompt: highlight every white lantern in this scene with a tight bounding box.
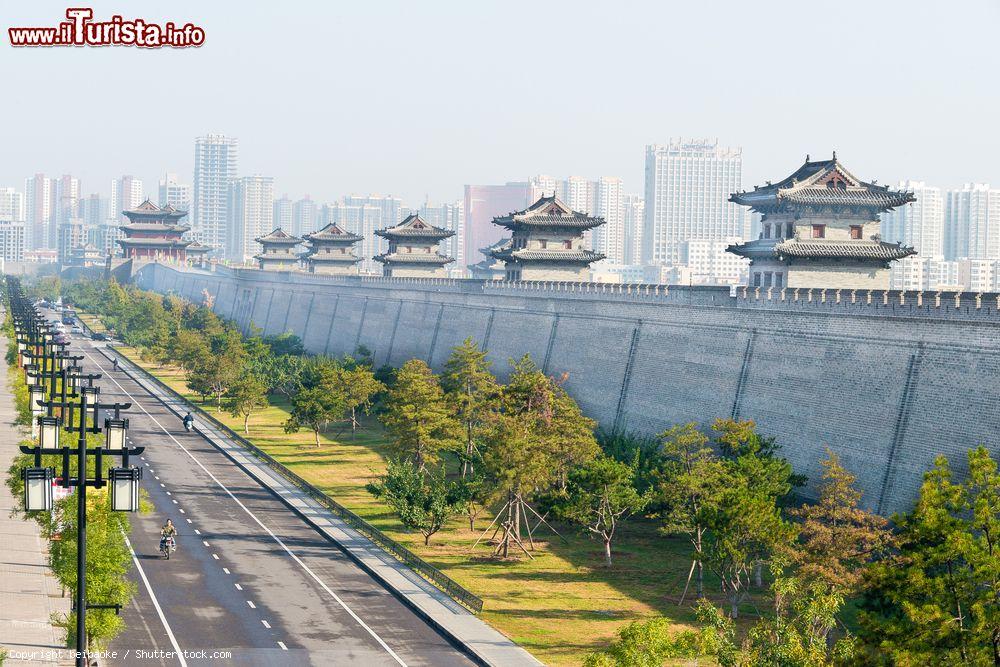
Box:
[38,416,60,449]
[109,467,141,512]
[23,467,54,511]
[104,418,128,451]
[29,385,46,415]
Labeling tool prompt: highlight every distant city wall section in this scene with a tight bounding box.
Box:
[133,263,1000,516]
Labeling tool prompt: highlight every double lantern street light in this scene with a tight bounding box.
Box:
[5,277,143,667]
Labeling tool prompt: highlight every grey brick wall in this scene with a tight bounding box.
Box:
[134,265,1000,516]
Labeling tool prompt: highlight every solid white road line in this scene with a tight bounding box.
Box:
[124,534,188,667]
[87,352,408,666]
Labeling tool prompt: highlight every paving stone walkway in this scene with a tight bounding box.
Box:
[0,345,73,666]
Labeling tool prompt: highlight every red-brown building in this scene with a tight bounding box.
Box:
[118,200,192,261]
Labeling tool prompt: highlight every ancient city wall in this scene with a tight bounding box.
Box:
[134,263,1000,515]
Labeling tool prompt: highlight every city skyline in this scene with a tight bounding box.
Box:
[2,1,999,206]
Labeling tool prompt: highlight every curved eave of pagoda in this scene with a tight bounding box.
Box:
[492,218,604,232]
[374,232,454,243]
[117,238,192,247]
[256,240,301,248]
[303,254,361,263]
[730,192,915,214]
[122,212,188,223]
[304,238,362,247]
[372,253,453,265]
[490,249,606,264]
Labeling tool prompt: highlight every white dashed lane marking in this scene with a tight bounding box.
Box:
[261,620,270,629]
[277,642,287,651]
[247,601,256,609]
[222,568,230,574]
[212,553,219,560]
[234,584,242,591]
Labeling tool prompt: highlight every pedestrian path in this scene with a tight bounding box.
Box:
[0,349,73,666]
[101,346,542,667]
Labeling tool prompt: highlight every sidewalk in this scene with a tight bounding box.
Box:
[0,352,73,666]
[103,347,542,667]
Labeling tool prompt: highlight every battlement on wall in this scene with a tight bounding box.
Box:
[203,264,1000,324]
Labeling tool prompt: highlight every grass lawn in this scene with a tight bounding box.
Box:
[115,346,764,666]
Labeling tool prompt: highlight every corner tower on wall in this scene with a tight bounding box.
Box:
[490,196,605,281]
[254,228,301,271]
[301,223,362,275]
[374,213,454,277]
[118,200,192,262]
[727,154,916,290]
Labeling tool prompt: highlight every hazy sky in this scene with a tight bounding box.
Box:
[3,0,999,206]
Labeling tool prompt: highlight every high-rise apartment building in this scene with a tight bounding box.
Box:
[944,183,1000,260]
[159,173,192,212]
[24,174,52,250]
[328,200,384,273]
[193,134,239,251]
[0,188,25,224]
[292,197,318,238]
[273,195,293,232]
[622,194,644,265]
[228,175,274,263]
[80,193,108,227]
[463,183,533,269]
[419,200,465,274]
[643,140,744,265]
[594,177,624,264]
[881,181,944,259]
[110,176,144,222]
[0,220,25,262]
[339,194,403,269]
[53,175,80,246]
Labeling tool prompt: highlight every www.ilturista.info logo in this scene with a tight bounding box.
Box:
[8,8,205,48]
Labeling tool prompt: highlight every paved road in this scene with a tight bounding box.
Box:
[49,317,475,667]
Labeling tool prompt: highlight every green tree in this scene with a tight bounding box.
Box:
[546,381,600,490]
[381,359,460,469]
[225,371,269,434]
[441,338,499,477]
[558,456,649,566]
[583,617,698,667]
[656,422,725,600]
[700,473,795,618]
[335,364,385,434]
[787,449,893,597]
[284,385,346,447]
[367,459,463,545]
[858,447,1000,665]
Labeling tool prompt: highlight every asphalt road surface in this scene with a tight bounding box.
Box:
[49,314,475,667]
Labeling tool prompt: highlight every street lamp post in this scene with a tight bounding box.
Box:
[6,276,142,667]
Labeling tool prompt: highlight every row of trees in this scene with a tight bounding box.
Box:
[587,443,1000,666]
[2,311,139,652]
[61,278,1000,665]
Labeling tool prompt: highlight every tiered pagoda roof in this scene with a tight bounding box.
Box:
[375,214,454,241]
[493,196,605,231]
[727,238,916,262]
[255,228,301,246]
[489,246,604,264]
[120,200,190,231]
[302,223,362,264]
[730,154,915,213]
[185,240,210,255]
[303,223,362,245]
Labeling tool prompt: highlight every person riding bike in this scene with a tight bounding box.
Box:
[159,519,177,554]
[182,412,194,432]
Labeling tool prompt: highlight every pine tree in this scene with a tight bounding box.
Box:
[787,449,892,596]
[441,338,499,477]
[381,359,460,469]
